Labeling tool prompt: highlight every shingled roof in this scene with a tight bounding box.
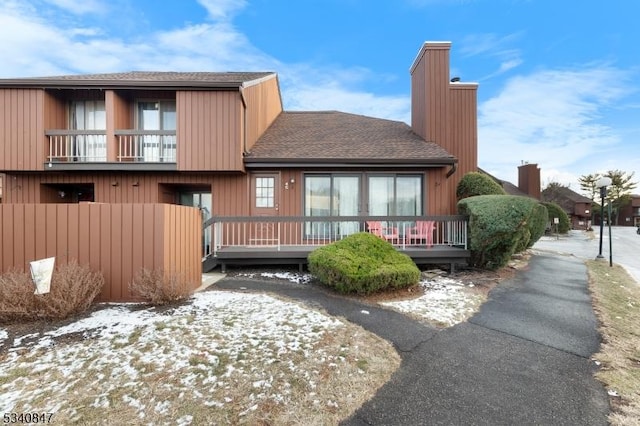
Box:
[542,186,593,213]
[244,111,456,167]
[0,71,276,89]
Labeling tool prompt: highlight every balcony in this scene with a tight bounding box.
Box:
[46,130,177,170]
[202,215,470,272]
[116,130,176,163]
[47,130,107,162]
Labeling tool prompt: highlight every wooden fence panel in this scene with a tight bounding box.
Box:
[0,203,201,302]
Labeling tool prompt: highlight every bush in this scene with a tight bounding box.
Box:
[456,172,506,200]
[458,195,549,270]
[129,268,194,305]
[308,232,420,295]
[542,202,570,233]
[0,260,104,323]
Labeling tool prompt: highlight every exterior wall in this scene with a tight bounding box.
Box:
[0,203,201,302]
[410,42,478,214]
[0,89,47,170]
[177,90,244,172]
[243,76,283,152]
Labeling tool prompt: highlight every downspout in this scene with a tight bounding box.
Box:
[445,162,457,178]
[239,86,248,157]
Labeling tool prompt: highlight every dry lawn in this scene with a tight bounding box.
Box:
[1,291,399,425]
[587,260,640,425]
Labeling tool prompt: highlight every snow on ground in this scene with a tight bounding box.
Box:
[381,276,483,326]
[233,271,482,327]
[0,291,344,420]
[0,270,481,421]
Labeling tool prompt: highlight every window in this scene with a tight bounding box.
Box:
[304,175,360,237]
[255,177,275,208]
[71,100,106,161]
[137,101,176,162]
[368,175,422,216]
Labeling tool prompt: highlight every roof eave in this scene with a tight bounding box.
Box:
[244,157,457,169]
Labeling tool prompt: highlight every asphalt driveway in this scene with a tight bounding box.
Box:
[216,253,610,425]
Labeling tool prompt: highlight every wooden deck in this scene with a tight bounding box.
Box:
[203,245,470,273]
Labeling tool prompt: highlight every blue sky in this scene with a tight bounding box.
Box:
[1,0,638,193]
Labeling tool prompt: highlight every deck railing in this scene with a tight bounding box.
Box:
[203,215,468,259]
[46,130,107,162]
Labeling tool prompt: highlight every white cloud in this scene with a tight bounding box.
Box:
[196,0,248,21]
[478,64,633,189]
[461,32,524,78]
[43,0,107,15]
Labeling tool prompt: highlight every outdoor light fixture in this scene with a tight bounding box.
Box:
[595,176,612,260]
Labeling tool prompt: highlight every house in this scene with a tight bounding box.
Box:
[481,163,595,230]
[0,41,477,271]
[606,194,640,226]
[479,163,541,199]
[541,185,593,230]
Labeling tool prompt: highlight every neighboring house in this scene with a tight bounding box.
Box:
[612,194,640,226]
[479,163,541,199]
[541,186,593,230]
[0,42,477,270]
[481,163,594,230]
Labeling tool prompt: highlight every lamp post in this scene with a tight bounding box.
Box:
[596,176,612,259]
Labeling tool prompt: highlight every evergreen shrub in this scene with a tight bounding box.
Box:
[307,232,420,295]
[542,202,571,234]
[456,172,506,200]
[458,195,549,270]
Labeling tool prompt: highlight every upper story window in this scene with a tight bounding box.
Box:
[136,101,177,162]
[71,100,105,130]
[69,100,106,161]
[138,101,176,131]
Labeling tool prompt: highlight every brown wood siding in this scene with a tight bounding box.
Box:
[0,89,46,170]
[448,85,478,212]
[0,203,201,302]
[426,168,453,215]
[411,43,450,145]
[243,77,283,151]
[212,174,250,215]
[177,91,244,172]
[278,170,302,216]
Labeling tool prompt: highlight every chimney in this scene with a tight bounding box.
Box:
[518,163,541,199]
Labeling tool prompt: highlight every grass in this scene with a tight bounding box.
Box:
[1,294,400,425]
[587,260,640,425]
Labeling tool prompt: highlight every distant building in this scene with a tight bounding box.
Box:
[541,186,593,230]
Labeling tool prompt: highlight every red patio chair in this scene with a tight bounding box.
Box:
[406,220,435,247]
[366,221,400,244]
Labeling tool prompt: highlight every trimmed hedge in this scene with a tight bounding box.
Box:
[307,232,420,295]
[456,172,506,200]
[542,202,570,234]
[458,195,549,270]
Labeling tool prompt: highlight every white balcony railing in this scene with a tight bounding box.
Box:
[202,215,468,259]
[116,130,176,162]
[46,130,107,162]
[45,130,177,163]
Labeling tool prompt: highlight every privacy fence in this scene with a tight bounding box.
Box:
[0,203,201,302]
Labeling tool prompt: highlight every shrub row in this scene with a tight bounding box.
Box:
[0,260,104,322]
[457,195,549,270]
[308,232,420,295]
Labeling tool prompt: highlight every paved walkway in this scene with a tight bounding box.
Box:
[215,253,610,425]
